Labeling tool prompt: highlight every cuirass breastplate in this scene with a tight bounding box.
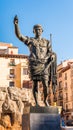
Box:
[29,39,48,59]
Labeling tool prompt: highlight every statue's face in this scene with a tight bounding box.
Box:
[34,28,43,37]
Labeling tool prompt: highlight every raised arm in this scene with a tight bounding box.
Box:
[13,15,28,42]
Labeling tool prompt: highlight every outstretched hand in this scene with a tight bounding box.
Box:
[14,15,18,24]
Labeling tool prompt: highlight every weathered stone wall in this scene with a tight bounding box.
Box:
[0,86,46,129]
[0,87,35,129]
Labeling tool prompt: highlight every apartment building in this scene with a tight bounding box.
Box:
[0,42,32,88]
[56,60,73,119]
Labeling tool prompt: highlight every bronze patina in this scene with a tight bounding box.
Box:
[14,15,57,106]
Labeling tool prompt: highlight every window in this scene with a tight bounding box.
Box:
[66,104,68,110]
[59,72,62,78]
[9,59,15,66]
[65,82,67,87]
[9,81,15,87]
[9,69,15,78]
[10,69,14,74]
[10,51,13,54]
[23,80,32,88]
[66,93,68,101]
[23,68,28,75]
[59,92,63,97]
[65,73,67,80]
[59,81,62,89]
[59,101,63,107]
[23,81,29,88]
[64,82,67,90]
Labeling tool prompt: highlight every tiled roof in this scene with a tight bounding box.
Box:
[0,42,13,47]
[0,54,28,58]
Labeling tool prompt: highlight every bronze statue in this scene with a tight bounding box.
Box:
[13,15,57,106]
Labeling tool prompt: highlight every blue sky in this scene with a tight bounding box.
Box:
[0,0,73,64]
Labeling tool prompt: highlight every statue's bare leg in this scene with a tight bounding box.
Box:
[42,79,49,106]
[33,81,38,105]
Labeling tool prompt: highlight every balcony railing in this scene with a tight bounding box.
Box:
[9,63,16,66]
[66,109,72,112]
[9,74,15,78]
[7,74,15,79]
[58,96,63,100]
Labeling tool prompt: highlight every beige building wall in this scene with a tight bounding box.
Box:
[0,56,29,88]
[7,47,18,54]
[0,57,9,87]
[0,42,30,88]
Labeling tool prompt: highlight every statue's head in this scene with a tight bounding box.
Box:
[33,24,43,34]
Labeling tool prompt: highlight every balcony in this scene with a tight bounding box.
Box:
[9,62,16,66]
[9,74,15,78]
[7,74,15,79]
[66,109,72,113]
[58,96,63,100]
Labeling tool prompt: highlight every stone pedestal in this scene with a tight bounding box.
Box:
[22,106,61,130]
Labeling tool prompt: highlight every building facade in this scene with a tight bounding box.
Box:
[0,42,32,88]
[56,60,73,119]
